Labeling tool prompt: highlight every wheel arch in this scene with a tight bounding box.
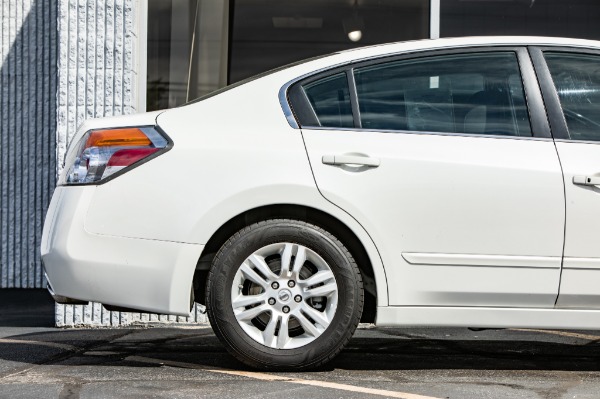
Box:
[193,204,381,323]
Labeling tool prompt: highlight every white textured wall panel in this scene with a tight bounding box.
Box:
[56,0,136,168]
[55,0,206,327]
[0,0,206,327]
[55,0,138,327]
[0,0,57,289]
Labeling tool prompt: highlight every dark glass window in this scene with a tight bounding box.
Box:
[146,0,228,111]
[302,73,353,128]
[441,0,600,40]
[353,52,531,136]
[545,52,600,141]
[229,0,430,83]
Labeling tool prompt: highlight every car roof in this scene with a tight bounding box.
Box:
[338,36,600,58]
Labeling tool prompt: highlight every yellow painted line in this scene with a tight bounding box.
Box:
[0,338,77,352]
[127,355,441,399]
[511,328,600,341]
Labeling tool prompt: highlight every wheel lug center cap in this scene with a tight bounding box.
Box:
[278,289,292,303]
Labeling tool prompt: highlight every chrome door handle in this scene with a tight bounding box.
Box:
[322,155,380,168]
[573,175,600,186]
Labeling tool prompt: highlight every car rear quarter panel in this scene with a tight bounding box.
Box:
[82,74,390,306]
[85,76,316,243]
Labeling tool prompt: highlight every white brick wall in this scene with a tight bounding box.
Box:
[56,0,136,169]
[0,0,206,327]
[54,0,206,327]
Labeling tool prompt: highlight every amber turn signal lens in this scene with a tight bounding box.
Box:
[85,128,152,148]
[64,126,168,185]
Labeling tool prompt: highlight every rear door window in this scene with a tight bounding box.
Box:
[354,52,531,136]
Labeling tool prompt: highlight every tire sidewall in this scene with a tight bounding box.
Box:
[207,220,361,369]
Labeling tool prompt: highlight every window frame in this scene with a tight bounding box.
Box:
[287,46,551,139]
[530,46,600,142]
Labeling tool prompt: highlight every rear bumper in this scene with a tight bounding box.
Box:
[41,186,204,316]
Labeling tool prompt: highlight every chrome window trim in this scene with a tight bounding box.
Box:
[300,125,553,142]
[278,82,301,129]
[554,139,600,145]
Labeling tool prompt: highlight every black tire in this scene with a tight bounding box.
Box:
[206,219,364,370]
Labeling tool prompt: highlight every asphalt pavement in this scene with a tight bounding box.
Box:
[1,290,600,399]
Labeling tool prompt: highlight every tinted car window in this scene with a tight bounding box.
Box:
[544,52,600,142]
[302,73,353,128]
[354,52,531,136]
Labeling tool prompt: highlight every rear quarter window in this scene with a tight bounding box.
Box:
[299,73,354,128]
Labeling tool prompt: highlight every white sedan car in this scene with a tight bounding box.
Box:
[42,36,600,369]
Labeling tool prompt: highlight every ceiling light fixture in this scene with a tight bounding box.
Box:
[343,0,364,43]
[347,29,362,42]
[343,16,364,42]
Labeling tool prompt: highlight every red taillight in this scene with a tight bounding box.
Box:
[107,148,160,166]
[65,126,168,184]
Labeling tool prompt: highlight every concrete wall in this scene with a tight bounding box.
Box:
[1,0,57,289]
